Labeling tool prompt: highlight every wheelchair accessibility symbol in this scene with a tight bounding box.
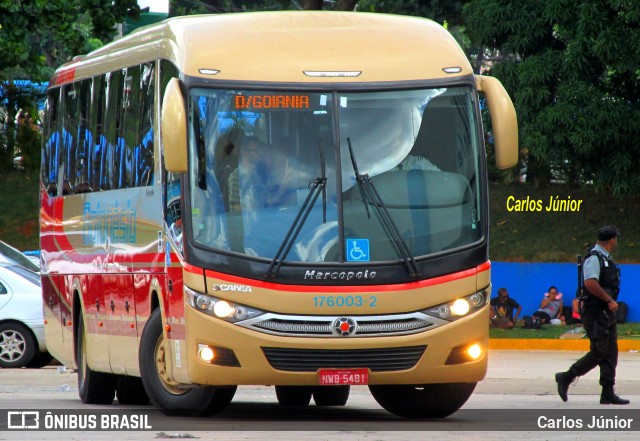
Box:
[346,239,370,262]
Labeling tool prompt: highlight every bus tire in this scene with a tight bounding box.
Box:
[116,375,150,405]
[369,382,476,418]
[139,308,236,416]
[313,386,350,406]
[77,312,117,404]
[275,386,313,407]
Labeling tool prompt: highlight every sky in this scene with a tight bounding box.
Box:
[137,0,169,13]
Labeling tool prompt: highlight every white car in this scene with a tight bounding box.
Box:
[0,263,51,368]
[0,240,40,272]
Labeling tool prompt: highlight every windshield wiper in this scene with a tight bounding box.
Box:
[265,143,327,280]
[347,138,421,279]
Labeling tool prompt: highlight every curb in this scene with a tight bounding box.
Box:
[489,339,640,351]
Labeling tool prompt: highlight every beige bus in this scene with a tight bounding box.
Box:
[40,11,517,419]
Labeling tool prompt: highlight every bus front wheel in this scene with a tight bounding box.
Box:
[275,386,313,407]
[313,386,350,406]
[369,383,476,418]
[139,308,236,416]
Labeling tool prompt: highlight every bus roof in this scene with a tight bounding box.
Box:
[51,12,472,86]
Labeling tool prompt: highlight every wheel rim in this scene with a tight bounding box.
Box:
[0,330,26,363]
[154,333,186,395]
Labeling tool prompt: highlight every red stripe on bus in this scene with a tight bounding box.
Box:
[476,260,491,273]
[199,261,491,293]
[52,67,76,86]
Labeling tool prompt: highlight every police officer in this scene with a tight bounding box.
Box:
[555,225,629,405]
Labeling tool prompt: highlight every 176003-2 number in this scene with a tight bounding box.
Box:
[312,295,377,307]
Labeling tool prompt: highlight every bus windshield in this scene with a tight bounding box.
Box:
[187,87,483,264]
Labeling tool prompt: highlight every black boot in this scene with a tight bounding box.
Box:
[600,386,630,405]
[555,371,575,402]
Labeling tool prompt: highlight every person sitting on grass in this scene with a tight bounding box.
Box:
[490,287,522,329]
[533,286,564,325]
[571,297,583,324]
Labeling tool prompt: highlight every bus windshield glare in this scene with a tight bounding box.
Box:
[186,87,483,264]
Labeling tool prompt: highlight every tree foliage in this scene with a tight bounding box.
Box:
[464,0,640,195]
[169,0,359,15]
[358,0,466,25]
[0,0,140,172]
[0,1,140,81]
[169,0,464,16]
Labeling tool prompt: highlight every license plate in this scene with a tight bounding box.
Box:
[318,368,369,385]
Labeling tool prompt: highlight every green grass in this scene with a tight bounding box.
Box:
[490,322,640,339]
[489,182,640,263]
[0,170,40,251]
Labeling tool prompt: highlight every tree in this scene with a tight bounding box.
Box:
[169,0,359,15]
[358,0,466,25]
[464,0,640,195]
[0,1,140,171]
[0,1,140,81]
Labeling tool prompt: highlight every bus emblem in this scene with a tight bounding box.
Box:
[212,284,253,293]
[332,317,357,336]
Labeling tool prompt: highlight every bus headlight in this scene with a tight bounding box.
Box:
[445,341,486,365]
[423,289,488,321]
[213,300,234,318]
[185,287,264,323]
[450,298,470,316]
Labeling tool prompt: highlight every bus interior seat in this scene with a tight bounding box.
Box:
[342,169,472,256]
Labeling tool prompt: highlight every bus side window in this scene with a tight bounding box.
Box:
[74,79,93,193]
[62,84,78,194]
[46,183,58,198]
[138,62,155,186]
[121,66,141,189]
[51,88,65,197]
[90,75,106,190]
[164,171,183,251]
[42,90,60,195]
[103,70,123,190]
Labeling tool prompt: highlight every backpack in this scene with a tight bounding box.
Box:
[522,315,542,330]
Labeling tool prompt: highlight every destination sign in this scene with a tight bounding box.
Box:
[233,95,310,110]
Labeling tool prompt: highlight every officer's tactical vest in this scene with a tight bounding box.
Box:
[583,248,620,311]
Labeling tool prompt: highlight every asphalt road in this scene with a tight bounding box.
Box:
[1,350,639,440]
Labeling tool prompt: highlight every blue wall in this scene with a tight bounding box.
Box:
[492,262,639,322]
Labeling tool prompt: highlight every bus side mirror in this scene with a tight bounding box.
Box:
[161,78,188,173]
[476,75,518,170]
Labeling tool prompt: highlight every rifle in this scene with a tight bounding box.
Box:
[577,254,583,299]
[576,254,587,318]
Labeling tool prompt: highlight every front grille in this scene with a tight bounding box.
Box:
[262,345,426,372]
[255,319,332,335]
[239,312,443,338]
[356,318,433,334]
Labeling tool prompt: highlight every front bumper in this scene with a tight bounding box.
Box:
[181,304,489,386]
